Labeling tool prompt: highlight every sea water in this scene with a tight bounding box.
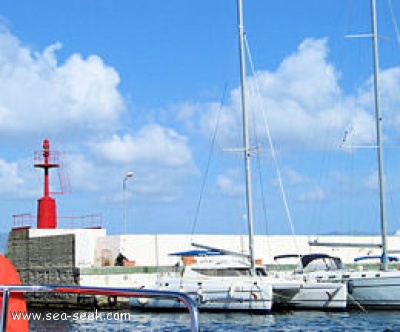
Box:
[27,308,400,331]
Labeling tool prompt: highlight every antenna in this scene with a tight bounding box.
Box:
[34,142,70,195]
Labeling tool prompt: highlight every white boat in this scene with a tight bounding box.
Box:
[291,252,400,309]
[308,0,400,310]
[260,252,346,310]
[131,247,346,311]
[131,252,273,313]
[131,252,347,312]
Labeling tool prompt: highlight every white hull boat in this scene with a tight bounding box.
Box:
[132,278,273,313]
[346,271,400,309]
[294,253,400,309]
[130,258,273,313]
[131,255,347,312]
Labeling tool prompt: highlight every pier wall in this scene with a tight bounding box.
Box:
[7,228,106,306]
[7,228,78,305]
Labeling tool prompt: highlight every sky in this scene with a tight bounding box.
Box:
[0,1,400,237]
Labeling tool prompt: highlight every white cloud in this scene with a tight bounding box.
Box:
[89,124,193,167]
[272,38,339,108]
[0,157,41,199]
[246,38,374,150]
[188,38,385,151]
[358,67,400,144]
[0,159,23,197]
[381,67,400,118]
[0,30,198,204]
[61,149,196,204]
[64,153,100,192]
[0,31,124,138]
[85,124,197,202]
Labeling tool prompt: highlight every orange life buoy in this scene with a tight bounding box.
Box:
[0,255,29,332]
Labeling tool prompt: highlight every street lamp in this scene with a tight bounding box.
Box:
[123,171,134,234]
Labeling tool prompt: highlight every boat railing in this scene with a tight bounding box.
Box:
[0,284,200,332]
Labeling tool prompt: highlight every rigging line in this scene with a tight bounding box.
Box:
[388,0,400,47]
[247,63,271,243]
[244,37,299,254]
[254,136,273,256]
[189,84,229,241]
[254,124,270,237]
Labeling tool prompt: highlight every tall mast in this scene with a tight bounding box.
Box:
[236,0,255,275]
[370,0,388,271]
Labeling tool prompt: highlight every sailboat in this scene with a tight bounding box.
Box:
[306,0,400,309]
[129,0,274,313]
[231,0,347,311]
[130,0,348,312]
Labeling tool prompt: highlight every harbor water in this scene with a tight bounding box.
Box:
[28,308,400,331]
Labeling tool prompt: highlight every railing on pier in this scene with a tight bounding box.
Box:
[12,214,103,229]
[0,285,200,332]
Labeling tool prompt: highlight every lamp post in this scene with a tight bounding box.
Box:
[123,172,134,234]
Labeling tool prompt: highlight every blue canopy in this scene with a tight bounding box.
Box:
[354,255,399,262]
[169,249,223,257]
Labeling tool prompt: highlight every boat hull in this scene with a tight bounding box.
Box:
[305,269,400,309]
[272,281,347,310]
[347,271,400,309]
[130,277,273,313]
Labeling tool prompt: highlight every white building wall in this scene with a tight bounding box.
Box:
[93,233,400,266]
[26,229,400,267]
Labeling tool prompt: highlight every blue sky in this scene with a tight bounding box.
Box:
[0,1,400,237]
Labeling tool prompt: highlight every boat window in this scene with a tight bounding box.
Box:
[303,258,340,273]
[219,268,251,277]
[192,268,251,277]
[192,269,217,277]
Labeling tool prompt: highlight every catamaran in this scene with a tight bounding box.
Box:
[131,248,346,311]
[131,249,273,313]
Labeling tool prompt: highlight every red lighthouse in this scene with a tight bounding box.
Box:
[34,139,59,229]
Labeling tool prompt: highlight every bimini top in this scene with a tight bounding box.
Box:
[169,249,223,257]
[301,254,343,269]
[274,253,343,270]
